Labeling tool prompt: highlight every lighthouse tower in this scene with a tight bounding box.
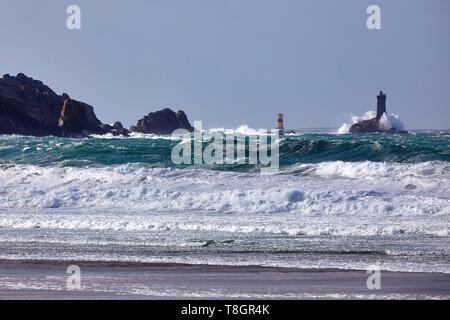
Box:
[376,91,387,121]
[276,113,284,135]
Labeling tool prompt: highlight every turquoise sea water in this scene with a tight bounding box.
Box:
[0,131,449,168]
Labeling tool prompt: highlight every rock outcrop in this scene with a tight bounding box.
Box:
[130,108,194,134]
[349,118,382,133]
[0,73,115,138]
[110,121,129,136]
[350,91,407,134]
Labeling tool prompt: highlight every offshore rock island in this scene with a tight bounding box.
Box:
[349,91,408,134]
[130,108,194,135]
[0,73,193,137]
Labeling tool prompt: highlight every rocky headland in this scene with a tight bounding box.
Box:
[0,73,193,138]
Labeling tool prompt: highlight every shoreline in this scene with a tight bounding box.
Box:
[1,258,450,275]
[1,259,449,300]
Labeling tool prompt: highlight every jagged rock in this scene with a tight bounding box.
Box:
[0,73,115,138]
[131,108,194,134]
[112,121,124,131]
[349,118,380,133]
[110,121,129,136]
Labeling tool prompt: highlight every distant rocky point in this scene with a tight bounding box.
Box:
[0,73,193,138]
[350,91,408,134]
[130,108,194,135]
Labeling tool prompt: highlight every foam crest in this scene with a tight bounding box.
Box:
[0,162,448,217]
[0,211,447,238]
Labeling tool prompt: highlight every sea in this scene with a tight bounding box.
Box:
[0,128,449,274]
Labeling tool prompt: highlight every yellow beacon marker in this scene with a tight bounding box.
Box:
[276,113,284,135]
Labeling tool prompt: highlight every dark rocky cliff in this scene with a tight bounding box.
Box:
[0,73,114,138]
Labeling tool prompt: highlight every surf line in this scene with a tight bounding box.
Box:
[170,121,280,172]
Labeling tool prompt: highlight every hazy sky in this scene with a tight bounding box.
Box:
[1,0,449,129]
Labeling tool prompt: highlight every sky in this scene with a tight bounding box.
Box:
[0,0,449,130]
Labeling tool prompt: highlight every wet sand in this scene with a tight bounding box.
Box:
[0,259,449,300]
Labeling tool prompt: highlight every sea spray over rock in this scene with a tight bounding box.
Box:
[378,113,406,132]
[338,91,408,134]
[338,111,406,134]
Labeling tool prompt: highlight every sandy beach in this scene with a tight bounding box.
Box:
[0,259,449,300]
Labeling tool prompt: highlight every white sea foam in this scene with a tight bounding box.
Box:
[89,132,182,140]
[0,162,449,217]
[0,210,448,238]
[1,161,448,274]
[90,125,272,140]
[207,124,270,136]
[378,113,406,131]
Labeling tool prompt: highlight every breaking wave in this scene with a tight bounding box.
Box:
[208,124,270,136]
[0,161,449,215]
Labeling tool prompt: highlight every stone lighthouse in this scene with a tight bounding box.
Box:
[376,91,387,121]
